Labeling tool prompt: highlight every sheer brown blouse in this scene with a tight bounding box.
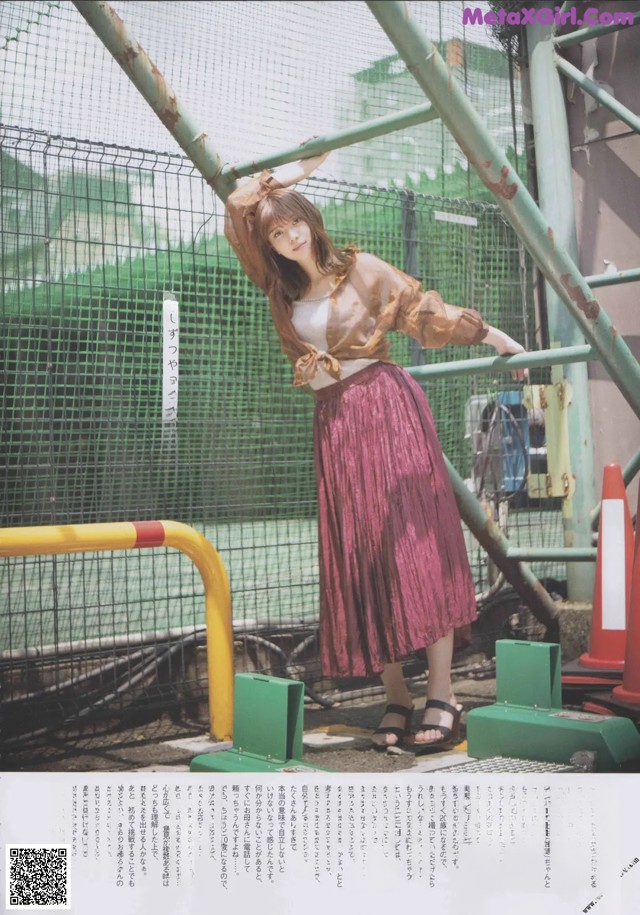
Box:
[224,171,489,387]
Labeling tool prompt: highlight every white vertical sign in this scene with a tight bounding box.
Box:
[601,500,627,630]
[162,294,179,447]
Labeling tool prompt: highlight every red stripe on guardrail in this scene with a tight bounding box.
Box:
[133,521,166,548]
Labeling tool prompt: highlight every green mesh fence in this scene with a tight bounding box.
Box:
[0,1,562,754]
[0,1,525,195]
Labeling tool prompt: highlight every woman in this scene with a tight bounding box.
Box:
[224,147,525,752]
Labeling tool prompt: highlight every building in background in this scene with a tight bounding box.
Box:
[335,42,523,192]
[1,148,165,292]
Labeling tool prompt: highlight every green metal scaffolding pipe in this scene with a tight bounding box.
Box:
[71,0,236,200]
[555,10,640,47]
[506,548,596,562]
[366,1,640,421]
[621,449,640,491]
[591,449,640,529]
[554,55,640,134]
[586,267,640,288]
[444,455,560,640]
[224,103,438,181]
[406,343,595,381]
[527,19,596,603]
[556,0,576,18]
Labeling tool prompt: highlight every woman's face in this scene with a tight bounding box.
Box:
[268,216,313,263]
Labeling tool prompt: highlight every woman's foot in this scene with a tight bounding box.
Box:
[371,703,414,750]
[414,695,462,748]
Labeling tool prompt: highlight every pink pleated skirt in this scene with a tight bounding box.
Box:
[313,361,477,678]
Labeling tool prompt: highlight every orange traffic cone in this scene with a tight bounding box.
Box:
[612,486,640,703]
[579,464,634,670]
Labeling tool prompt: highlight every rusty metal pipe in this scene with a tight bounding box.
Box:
[224,102,438,180]
[71,0,236,200]
[444,456,561,641]
[367,0,640,420]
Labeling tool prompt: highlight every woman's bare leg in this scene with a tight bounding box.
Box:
[414,629,457,744]
[370,662,414,748]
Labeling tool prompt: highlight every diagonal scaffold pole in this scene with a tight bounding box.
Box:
[554,55,640,134]
[71,0,237,201]
[72,1,441,199]
[224,100,438,181]
[366,0,640,422]
[443,455,561,640]
[554,9,640,48]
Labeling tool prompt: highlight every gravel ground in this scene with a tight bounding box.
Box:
[4,672,640,774]
[0,676,499,773]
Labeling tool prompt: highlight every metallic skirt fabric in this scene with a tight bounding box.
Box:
[313,362,477,678]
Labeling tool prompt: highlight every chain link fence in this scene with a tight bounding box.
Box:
[1,2,561,758]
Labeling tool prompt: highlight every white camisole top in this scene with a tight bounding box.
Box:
[290,294,378,390]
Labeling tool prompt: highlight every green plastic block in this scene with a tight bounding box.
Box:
[233,673,304,761]
[496,639,562,709]
[190,751,327,774]
[190,673,331,774]
[467,703,640,770]
[467,641,640,771]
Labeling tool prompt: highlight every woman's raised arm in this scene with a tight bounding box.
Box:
[268,147,330,188]
[224,146,330,290]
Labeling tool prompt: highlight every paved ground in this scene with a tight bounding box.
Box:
[6,671,639,775]
[2,674,494,774]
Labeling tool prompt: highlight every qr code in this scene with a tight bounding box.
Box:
[6,846,70,909]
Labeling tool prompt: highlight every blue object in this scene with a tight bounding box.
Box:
[498,390,530,491]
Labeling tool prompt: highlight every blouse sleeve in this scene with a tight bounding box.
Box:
[224,170,282,292]
[365,255,488,348]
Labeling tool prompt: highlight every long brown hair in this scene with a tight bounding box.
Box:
[253,189,357,303]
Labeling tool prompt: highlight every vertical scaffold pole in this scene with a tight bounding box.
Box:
[526,21,597,601]
[366,1,640,421]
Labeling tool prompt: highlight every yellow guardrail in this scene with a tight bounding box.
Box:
[0,520,234,740]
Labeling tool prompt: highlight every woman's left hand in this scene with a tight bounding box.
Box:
[271,139,330,187]
[296,137,330,176]
[484,327,528,380]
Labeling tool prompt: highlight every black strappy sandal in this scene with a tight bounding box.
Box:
[413,699,463,755]
[371,703,414,751]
